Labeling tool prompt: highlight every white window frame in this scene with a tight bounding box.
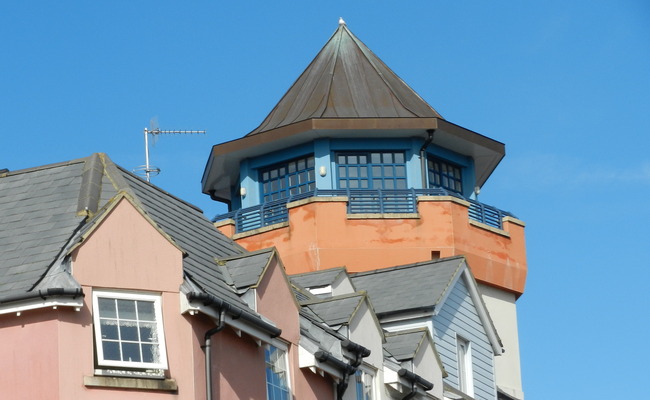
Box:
[92,290,168,371]
[265,343,291,400]
[456,335,474,397]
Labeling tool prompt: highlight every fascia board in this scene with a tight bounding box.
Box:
[461,269,504,355]
[68,192,186,257]
[298,344,344,380]
[181,295,283,348]
[0,296,84,316]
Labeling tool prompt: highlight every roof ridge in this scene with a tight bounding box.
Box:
[350,255,466,277]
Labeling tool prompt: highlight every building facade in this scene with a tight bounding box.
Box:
[205,21,527,400]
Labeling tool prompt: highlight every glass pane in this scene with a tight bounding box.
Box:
[372,166,381,177]
[137,301,155,321]
[359,167,368,177]
[279,167,286,176]
[349,155,357,164]
[102,341,121,361]
[297,159,305,170]
[141,343,157,363]
[140,322,156,342]
[98,298,116,318]
[394,152,404,163]
[339,166,347,178]
[100,320,118,340]
[298,171,307,183]
[262,171,269,181]
[395,165,406,177]
[360,180,368,188]
[396,179,407,189]
[373,179,382,188]
[349,180,359,189]
[338,155,346,164]
[370,153,381,163]
[307,157,315,168]
[384,180,395,189]
[349,168,358,178]
[308,170,315,180]
[382,153,392,163]
[117,299,136,320]
[287,162,296,173]
[384,166,394,177]
[270,169,278,179]
[359,155,367,164]
[120,322,139,341]
[122,342,141,363]
[340,180,347,189]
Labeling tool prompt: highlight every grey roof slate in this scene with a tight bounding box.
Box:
[218,248,274,290]
[249,21,442,135]
[384,328,429,361]
[350,257,466,317]
[300,292,365,326]
[289,267,347,289]
[0,153,251,313]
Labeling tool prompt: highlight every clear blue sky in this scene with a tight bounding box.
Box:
[2,2,649,398]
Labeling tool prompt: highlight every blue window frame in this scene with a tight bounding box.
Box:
[260,156,315,202]
[336,152,407,190]
[265,346,290,400]
[355,369,374,400]
[427,156,463,193]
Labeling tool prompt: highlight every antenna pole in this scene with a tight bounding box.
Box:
[144,127,151,182]
[134,125,206,182]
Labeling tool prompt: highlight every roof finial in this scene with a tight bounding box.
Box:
[339,17,346,26]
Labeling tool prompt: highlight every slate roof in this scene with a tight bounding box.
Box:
[218,248,275,291]
[249,21,442,135]
[350,257,466,317]
[300,292,366,327]
[289,267,347,289]
[0,153,249,311]
[384,328,430,361]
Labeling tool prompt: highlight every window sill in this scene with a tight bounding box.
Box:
[84,376,178,392]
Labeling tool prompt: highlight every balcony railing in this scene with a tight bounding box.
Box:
[213,188,515,233]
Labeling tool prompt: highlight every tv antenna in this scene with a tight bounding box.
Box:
[133,118,206,182]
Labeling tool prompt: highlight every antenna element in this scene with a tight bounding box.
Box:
[133,125,206,182]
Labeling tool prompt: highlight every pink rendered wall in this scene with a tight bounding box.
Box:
[0,309,61,400]
[58,198,200,399]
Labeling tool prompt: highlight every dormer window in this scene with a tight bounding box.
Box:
[260,155,315,202]
[427,157,463,194]
[336,152,407,190]
[92,290,168,376]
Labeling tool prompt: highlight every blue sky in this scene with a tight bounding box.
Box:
[2,2,649,398]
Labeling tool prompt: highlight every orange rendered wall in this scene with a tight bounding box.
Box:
[220,198,527,295]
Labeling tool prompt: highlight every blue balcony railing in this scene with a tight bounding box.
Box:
[213,188,515,233]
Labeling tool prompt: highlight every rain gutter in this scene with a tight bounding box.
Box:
[314,339,371,400]
[0,288,84,304]
[398,368,434,400]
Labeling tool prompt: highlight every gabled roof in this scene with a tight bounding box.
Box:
[249,20,442,135]
[290,267,347,289]
[384,328,431,361]
[0,153,247,311]
[351,256,503,355]
[300,292,367,327]
[218,248,276,291]
[349,257,465,317]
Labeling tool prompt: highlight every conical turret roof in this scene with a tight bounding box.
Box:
[249,21,442,135]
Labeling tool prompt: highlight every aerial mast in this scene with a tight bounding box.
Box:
[134,124,206,182]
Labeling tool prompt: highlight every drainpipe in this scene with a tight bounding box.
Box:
[203,307,227,400]
[420,129,435,188]
[315,339,371,400]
